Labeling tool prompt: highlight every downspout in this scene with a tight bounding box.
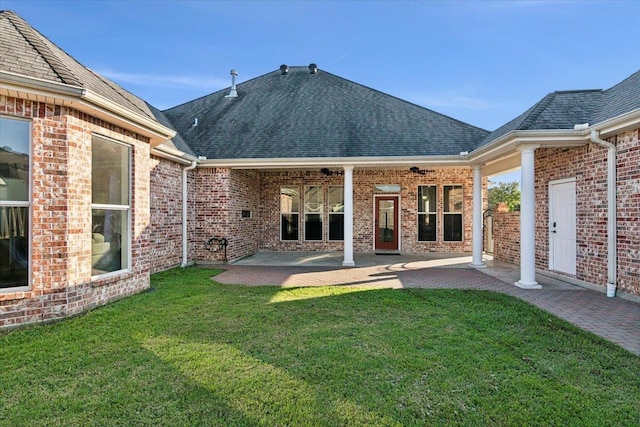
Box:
[590,130,617,297]
[181,160,197,267]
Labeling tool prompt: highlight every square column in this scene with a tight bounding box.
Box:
[342,165,355,267]
[470,165,486,268]
[516,146,541,289]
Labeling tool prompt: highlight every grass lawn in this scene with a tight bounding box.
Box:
[1,268,638,426]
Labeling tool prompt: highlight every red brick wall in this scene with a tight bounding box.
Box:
[493,206,520,265]
[0,95,151,329]
[149,156,183,272]
[258,168,482,253]
[615,128,639,296]
[190,168,261,263]
[534,127,639,297]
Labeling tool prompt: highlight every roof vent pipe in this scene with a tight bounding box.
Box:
[225,69,238,98]
[309,63,318,74]
[280,64,289,75]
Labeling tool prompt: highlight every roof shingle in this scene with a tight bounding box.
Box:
[163,66,489,159]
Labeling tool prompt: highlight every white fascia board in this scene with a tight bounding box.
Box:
[468,129,588,165]
[150,147,195,165]
[197,155,469,169]
[0,71,85,97]
[593,109,640,137]
[81,91,176,145]
[1,72,175,145]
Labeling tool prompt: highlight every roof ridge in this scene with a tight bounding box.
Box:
[519,92,557,130]
[3,11,82,87]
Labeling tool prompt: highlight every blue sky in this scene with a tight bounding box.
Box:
[4,1,639,182]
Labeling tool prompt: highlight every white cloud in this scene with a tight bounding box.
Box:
[95,69,229,91]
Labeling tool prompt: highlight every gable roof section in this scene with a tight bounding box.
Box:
[479,90,604,146]
[163,66,489,160]
[0,10,167,130]
[479,70,640,147]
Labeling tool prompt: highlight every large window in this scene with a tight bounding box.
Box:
[328,186,344,241]
[91,136,130,276]
[443,185,463,241]
[280,186,299,240]
[418,185,436,241]
[0,117,30,289]
[304,186,323,241]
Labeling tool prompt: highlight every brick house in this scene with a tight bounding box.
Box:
[1,11,638,328]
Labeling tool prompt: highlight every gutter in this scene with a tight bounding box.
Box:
[181,160,198,267]
[590,130,617,297]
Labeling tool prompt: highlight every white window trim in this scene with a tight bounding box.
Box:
[0,116,32,292]
[328,185,344,241]
[443,184,464,242]
[91,136,132,279]
[417,184,438,242]
[304,185,324,242]
[280,185,300,242]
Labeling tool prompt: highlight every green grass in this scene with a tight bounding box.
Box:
[1,267,638,426]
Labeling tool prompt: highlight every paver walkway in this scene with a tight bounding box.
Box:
[214,253,640,355]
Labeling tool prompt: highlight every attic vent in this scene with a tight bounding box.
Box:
[309,63,318,74]
[280,64,289,75]
[225,69,238,98]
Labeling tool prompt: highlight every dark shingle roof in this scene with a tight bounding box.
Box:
[0,10,158,122]
[163,66,489,159]
[593,69,640,124]
[480,70,640,146]
[146,103,195,156]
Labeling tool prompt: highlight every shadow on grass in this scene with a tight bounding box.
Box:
[1,267,638,426]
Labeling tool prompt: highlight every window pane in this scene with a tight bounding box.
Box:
[0,118,30,202]
[0,206,29,288]
[92,138,130,205]
[328,186,344,212]
[444,214,463,241]
[374,184,401,193]
[418,213,437,241]
[280,186,299,213]
[329,214,344,241]
[305,213,323,240]
[444,185,463,212]
[304,186,323,213]
[418,186,436,213]
[281,213,299,240]
[92,209,128,275]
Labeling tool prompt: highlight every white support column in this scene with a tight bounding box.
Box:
[516,146,541,289]
[343,165,355,267]
[470,164,486,268]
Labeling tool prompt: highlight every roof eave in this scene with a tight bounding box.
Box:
[469,129,589,166]
[593,108,640,137]
[197,155,471,169]
[0,71,175,145]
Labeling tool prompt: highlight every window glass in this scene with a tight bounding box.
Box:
[328,186,344,240]
[1,117,30,289]
[0,118,30,202]
[92,139,130,205]
[304,186,323,241]
[418,186,437,241]
[280,186,299,240]
[443,185,463,241]
[91,137,130,276]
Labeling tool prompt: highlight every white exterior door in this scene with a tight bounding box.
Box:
[549,179,576,275]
